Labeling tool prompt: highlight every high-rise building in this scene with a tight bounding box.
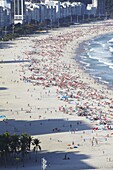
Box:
[14,0,26,24]
[0,0,12,27]
[69,0,92,4]
[91,0,97,7]
[96,0,106,16]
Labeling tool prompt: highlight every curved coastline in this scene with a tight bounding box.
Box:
[65,23,113,96]
[1,20,113,169]
[76,31,113,89]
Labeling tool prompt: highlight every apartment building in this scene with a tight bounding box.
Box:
[96,0,106,16]
[14,0,26,24]
[0,0,105,27]
[0,0,12,28]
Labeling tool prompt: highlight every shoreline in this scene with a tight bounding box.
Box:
[1,20,113,169]
[75,38,113,90]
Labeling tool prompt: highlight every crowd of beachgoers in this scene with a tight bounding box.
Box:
[1,20,113,169]
[22,22,113,131]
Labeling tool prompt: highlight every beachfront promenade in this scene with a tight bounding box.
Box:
[1,20,113,169]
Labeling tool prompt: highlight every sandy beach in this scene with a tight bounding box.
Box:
[1,20,113,169]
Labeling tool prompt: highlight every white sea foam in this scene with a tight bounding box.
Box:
[79,60,90,67]
[108,38,113,43]
[93,76,110,85]
[90,48,94,52]
[97,76,102,80]
[97,42,106,48]
[92,41,105,48]
[80,34,113,85]
[101,60,113,66]
[100,80,109,84]
[82,56,87,59]
[79,61,86,64]
[97,63,105,66]
[84,67,93,71]
[87,53,102,61]
[92,75,102,80]
[87,50,112,63]
[101,43,106,48]
[109,65,113,69]
[109,46,113,53]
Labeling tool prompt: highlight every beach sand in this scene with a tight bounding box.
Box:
[1,20,113,169]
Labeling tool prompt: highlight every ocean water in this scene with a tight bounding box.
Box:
[76,33,113,88]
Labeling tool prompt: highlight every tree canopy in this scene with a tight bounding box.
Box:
[0,132,41,168]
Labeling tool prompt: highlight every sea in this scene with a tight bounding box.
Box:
[76,33,113,88]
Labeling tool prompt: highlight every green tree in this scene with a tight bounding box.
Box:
[20,133,30,167]
[10,134,20,153]
[1,132,11,167]
[32,138,41,162]
[0,133,41,168]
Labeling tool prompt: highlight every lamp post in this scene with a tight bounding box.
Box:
[76,15,78,23]
[50,9,52,29]
[51,18,52,29]
[70,15,72,23]
[4,26,7,35]
[88,11,90,20]
[105,11,107,20]
[12,24,15,37]
[83,14,84,22]
[16,157,20,170]
[58,0,60,27]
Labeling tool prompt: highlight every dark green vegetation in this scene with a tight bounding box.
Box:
[0,15,106,42]
[0,132,41,168]
[0,23,45,41]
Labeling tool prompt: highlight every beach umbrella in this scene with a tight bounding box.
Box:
[0,115,6,118]
[74,146,78,148]
[67,144,71,146]
[61,96,69,100]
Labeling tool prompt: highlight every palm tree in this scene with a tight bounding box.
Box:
[10,134,20,154]
[28,135,32,151]
[27,135,32,160]
[20,133,31,167]
[1,132,11,167]
[9,133,21,165]
[0,134,4,165]
[32,138,41,162]
[0,133,39,168]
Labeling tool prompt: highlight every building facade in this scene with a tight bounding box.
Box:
[0,0,107,28]
[0,0,12,28]
[14,0,26,24]
[96,0,106,16]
